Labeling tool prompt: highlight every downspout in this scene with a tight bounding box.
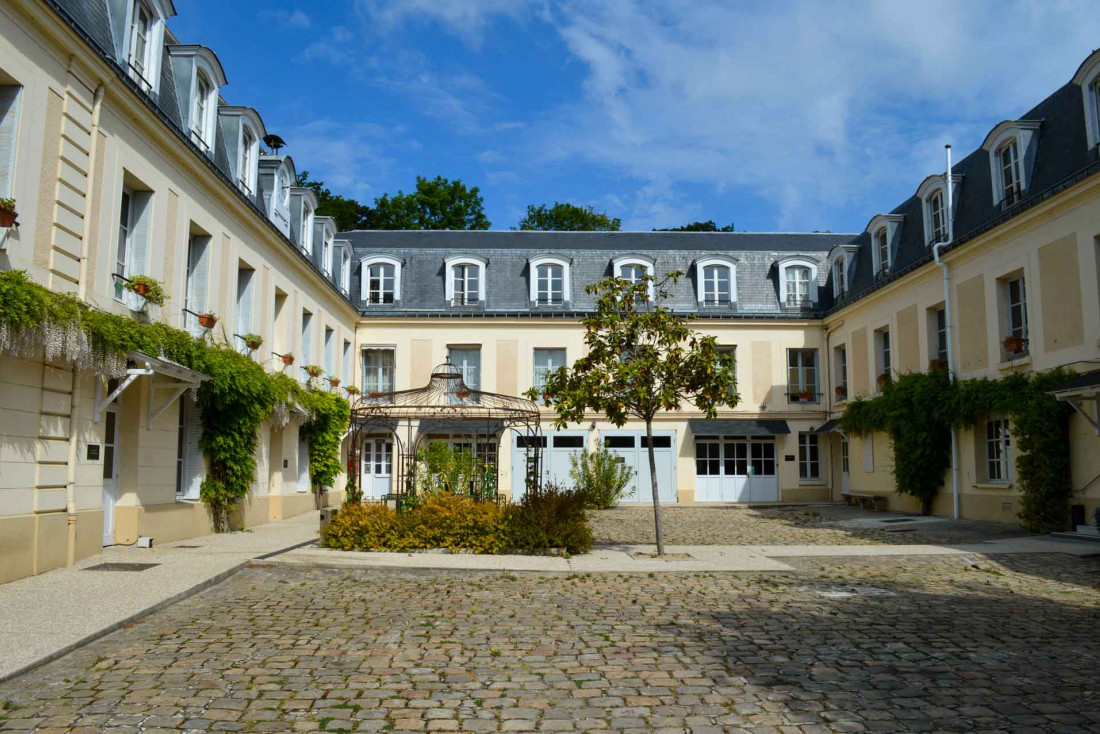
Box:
[932,144,960,520]
[66,82,105,563]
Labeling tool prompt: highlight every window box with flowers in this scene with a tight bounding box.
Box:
[1003,335,1027,355]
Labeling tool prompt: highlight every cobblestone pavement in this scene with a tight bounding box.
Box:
[2,553,1099,733]
[589,506,1032,546]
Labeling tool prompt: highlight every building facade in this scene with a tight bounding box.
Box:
[2,0,1100,585]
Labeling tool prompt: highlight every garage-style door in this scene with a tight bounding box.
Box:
[601,430,677,503]
[511,431,588,499]
[695,435,778,502]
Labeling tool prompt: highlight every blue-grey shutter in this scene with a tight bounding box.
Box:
[0,86,21,198]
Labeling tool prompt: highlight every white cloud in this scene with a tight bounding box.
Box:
[284,120,411,201]
[265,8,312,29]
[360,0,1100,230]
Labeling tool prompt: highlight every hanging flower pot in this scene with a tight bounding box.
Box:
[305,364,323,378]
[877,372,890,387]
[281,353,295,366]
[197,313,218,329]
[243,333,264,351]
[345,386,360,396]
[123,275,166,306]
[835,386,847,399]
[1003,335,1026,354]
[455,388,471,399]
[329,377,341,388]
[0,198,17,228]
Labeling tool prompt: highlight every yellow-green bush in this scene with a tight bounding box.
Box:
[321,488,592,555]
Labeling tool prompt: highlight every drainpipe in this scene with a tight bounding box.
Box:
[932,144,960,520]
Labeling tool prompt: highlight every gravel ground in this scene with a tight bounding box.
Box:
[589,505,1034,546]
[1,553,1098,733]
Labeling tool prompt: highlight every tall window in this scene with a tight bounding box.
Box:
[367,263,395,304]
[128,1,153,83]
[324,328,334,377]
[1006,275,1028,350]
[875,228,890,275]
[928,189,946,243]
[702,265,731,305]
[876,328,891,386]
[363,348,395,396]
[999,141,1022,206]
[191,73,212,149]
[322,234,333,276]
[536,263,564,305]
[785,266,811,307]
[716,346,737,398]
[342,340,351,385]
[184,235,209,336]
[113,187,151,305]
[787,349,818,403]
[0,85,22,199]
[115,191,132,296]
[238,127,255,193]
[798,433,820,480]
[453,264,480,305]
[341,250,351,294]
[985,418,1011,482]
[833,256,846,298]
[300,311,312,382]
[301,203,314,254]
[448,347,481,403]
[532,348,566,402]
[934,307,948,363]
[834,345,848,399]
[235,266,254,351]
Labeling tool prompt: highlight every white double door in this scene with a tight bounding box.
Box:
[601,431,677,504]
[510,431,586,500]
[360,437,393,499]
[695,436,779,502]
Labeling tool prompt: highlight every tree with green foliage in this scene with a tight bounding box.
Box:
[529,272,739,555]
[367,175,490,230]
[654,220,735,232]
[515,202,621,231]
[294,171,372,231]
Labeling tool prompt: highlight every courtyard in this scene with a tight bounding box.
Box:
[1,547,1098,733]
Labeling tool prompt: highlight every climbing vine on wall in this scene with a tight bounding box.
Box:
[0,270,351,531]
[840,365,1075,531]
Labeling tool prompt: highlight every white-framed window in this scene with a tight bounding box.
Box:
[875,327,891,388]
[128,1,152,80]
[191,71,215,151]
[998,141,1022,206]
[985,417,1011,482]
[113,186,152,306]
[234,265,254,352]
[323,327,334,377]
[342,340,351,385]
[0,84,22,200]
[917,174,958,247]
[301,202,314,255]
[787,349,818,403]
[532,348,566,402]
[694,256,736,306]
[928,305,948,365]
[982,121,1039,208]
[866,214,902,277]
[300,310,313,383]
[445,255,487,306]
[1002,274,1029,357]
[341,249,351,294]
[612,255,655,299]
[322,233,333,276]
[834,344,847,400]
[529,255,570,305]
[184,234,210,337]
[716,345,737,398]
[447,346,481,403]
[361,256,401,304]
[363,347,395,396]
[833,256,846,298]
[798,433,820,480]
[874,228,890,274]
[927,189,946,244]
[238,125,257,194]
[777,257,818,307]
[124,0,166,92]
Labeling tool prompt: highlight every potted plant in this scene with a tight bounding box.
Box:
[345,385,360,396]
[928,358,948,372]
[799,390,814,402]
[368,390,384,398]
[305,364,323,379]
[123,275,166,306]
[281,353,295,366]
[242,333,264,351]
[329,376,341,388]
[455,387,471,399]
[1003,335,1026,354]
[835,385,847,399]
[197,312,218,329]
[877,372,891,387]
[0,197,17,228]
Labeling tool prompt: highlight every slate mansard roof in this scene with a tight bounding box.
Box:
[342,231,852,317]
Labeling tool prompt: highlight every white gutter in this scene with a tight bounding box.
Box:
[932,144,960,520]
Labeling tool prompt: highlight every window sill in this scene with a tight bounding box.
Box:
[997,354,1031,371]
[798,480,826,486]
[972,482,1014,490]
[175,496,201,504]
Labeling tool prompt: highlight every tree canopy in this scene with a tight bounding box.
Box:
[654,220,735,232]
[368,175,490,230]
[529,272,739,554]
[515,202,622,231]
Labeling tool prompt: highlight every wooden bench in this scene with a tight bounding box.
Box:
[842,492,887,511]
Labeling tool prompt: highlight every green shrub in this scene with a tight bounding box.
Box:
[414,441,496,502]
[569,446,633,509]
[507,483,593,554]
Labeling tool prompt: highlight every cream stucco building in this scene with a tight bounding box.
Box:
[2,0,1100,585]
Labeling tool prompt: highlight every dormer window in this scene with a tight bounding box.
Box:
[302,202,314,255]
[361,256,402,305]
[1072,49,1100,149]
[777,257,819,309]
[927,189,946,243]
[129,2,152,80]
[982,120,1040,209]
[124,0,168,92]
[238,126,256,193]
[341,250,351,294]
[866,214,903,278]
[917,173,959,247]
[694,256,737,306]
[528,255,570,305]
[874,228,889,274]
[998,141,1021,206]
[833,256,847,298]
[445,255,487,306]
[191,72,214,150]
[322,233,333,276]
[612,255,655,299]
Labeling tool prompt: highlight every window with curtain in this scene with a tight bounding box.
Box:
[532,348,566,402]
[785,266,811,307]
[363,348,395,397]
[536,263,564,305]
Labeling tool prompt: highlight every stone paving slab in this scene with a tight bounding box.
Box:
[0,511,320,683]
[1,553,1097,733]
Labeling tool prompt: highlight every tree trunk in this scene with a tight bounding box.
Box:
[645,418,665,556]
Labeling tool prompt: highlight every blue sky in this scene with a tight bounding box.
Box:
[170,1,1100,233]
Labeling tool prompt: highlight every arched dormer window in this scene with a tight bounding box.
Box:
[916,173,962,246]
[169,46,227,155]
[361,255,402,305]
[301,201,314,255]
[693,256,737,306]
[777,257,819,308]
[124,0,170,93]
[827,242,858,300]
[445,254,487,306]
[191,70,214,149]
[1072,49,1100,149]
[612,255,655,299]
[219,107,266,196]
[982,120,1040,209]
[528,255,571,305]
[865,214,904,277]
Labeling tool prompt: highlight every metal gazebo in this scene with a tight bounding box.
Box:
[348,363,543,505]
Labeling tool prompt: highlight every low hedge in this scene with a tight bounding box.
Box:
[322,487,593,555]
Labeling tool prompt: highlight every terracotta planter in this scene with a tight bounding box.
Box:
[197,314,218,329]
[455,389,471,399]
[835,387,847,399]
[245,339,263,351]
[306,368,323,378]
[0,207,16,228]
[368,391,383,398]
[133,282,150,297]
[799,391,814,402]
[877,373,890,387]
[281,354,295,366]
[1003,336,1025,354]
[329,378,341,388]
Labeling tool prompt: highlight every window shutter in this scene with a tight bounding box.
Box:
[236,269,254,340]
[186,238,210,335]
[129,191,153,275]
[181,395,204,499]
[0,86,21,198]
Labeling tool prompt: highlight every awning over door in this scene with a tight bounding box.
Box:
[812,419,841,434]
[418,418,505,435]
[94,350,208,427]
[1048,370,1100,435]
[688,419,790,436]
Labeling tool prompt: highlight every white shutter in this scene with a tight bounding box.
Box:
[181,395,204,499]
[862,434,874,473]
[0,86,21,198]
[128,191,153,276]
[236,268,254,342]
[186,237,209,335]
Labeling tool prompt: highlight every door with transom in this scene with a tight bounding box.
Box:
[360,437,393,499]
[695,436,778,502]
